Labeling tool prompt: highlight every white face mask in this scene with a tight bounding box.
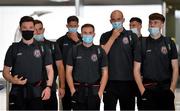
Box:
[131,28,139,35]
[148,27,160,37]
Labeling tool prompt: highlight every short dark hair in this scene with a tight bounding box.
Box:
[81,23,95,32]
[34,19,43,25]
[130,17,142,24]
[67,15,79,24]
[149,13,165,23]
[19,16,34,26]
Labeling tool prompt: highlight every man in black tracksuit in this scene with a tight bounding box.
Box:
[56,15,81,110]
[134,13,179,110]
[3,16,54,110]
[34,19,65,110]
[100,10,138,110]
[66,23,108,110]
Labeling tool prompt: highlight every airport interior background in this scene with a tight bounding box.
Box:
[0,0,180,110]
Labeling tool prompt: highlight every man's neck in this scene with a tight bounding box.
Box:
[137,34,142,38]
[41,38,45,42]
[151,33,161,40]
[137,31,142,37]
[23,38,34,45]
[83,42,93,48]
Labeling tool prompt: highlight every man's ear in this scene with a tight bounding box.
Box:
[110,19,112,24]
[161,23,164,29]
[122,18,125,23]
[93,33,96,37]
[140,24,142,29]
[19,26,22,32]
[42,28,45,33]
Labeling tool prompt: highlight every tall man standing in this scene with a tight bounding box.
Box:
[100,10,138,110]
[56,15,81,110]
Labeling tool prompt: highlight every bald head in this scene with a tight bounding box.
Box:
[110,10,124,23]
[111,10,123,19]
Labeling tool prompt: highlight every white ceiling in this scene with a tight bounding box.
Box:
[0,0,163,6]
[0,0,179,10]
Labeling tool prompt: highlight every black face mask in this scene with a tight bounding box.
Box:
[21,30,34,40]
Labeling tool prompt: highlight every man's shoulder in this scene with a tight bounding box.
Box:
[93,44,102,49]
[101,30,112,36]
[56,34,67,43]
[73,42,82,48]
[163,36,173,42]
[11,42,20,46]
[45,39,58,46]
[139,36,149,39]
[45,39,54,42]
[100,30,113,41]
[35,41,51,52]
[125,30,138,39]
[10,42,22,49]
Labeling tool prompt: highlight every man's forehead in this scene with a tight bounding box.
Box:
[35,23,43,27]
[111,14,123,19]
[35,24,43,28]
[21,22,34,28]
[68,21,78,25]
[21,21,34,25]
[83,28,93,31]
[149,19,162,22]
[82,27,93,32]
[36,27,43,30]
[130,21,139,24]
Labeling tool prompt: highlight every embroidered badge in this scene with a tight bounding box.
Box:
[161,46,168,55]
[122,37,129,44]
[91,54,98,62]
[34,49,41,58]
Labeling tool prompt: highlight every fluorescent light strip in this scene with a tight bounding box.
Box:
[49,0,70,2]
